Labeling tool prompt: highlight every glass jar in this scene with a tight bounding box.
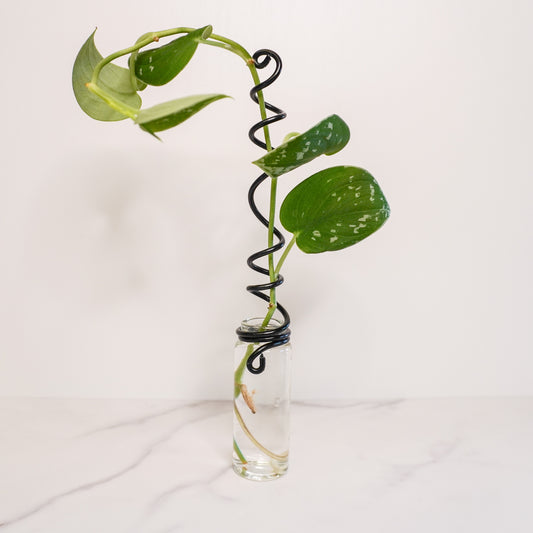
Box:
[233,317,292,481]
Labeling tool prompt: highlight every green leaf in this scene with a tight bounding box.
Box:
[134,26,212,86]
[135,93,229,134]
[253,115,350,178]
[280,166,390,254]
[72,30,142,121]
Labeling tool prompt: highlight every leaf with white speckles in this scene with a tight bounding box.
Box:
[134,26,212,86]
[252,115,350,178]
[280,166,390,253]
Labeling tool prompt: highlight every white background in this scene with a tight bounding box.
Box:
[0,0,531,399]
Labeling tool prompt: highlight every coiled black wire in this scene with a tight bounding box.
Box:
[236,49,291,375]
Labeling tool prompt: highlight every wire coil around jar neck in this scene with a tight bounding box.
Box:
[236,315,291,375]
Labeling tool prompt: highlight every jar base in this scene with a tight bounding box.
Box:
[233,458,288,481]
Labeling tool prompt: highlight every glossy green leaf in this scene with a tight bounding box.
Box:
[134,26,212,86]
[72,30,142,121]
[135,93,229,134]
[253,115,350,178]
[280,166,390,254]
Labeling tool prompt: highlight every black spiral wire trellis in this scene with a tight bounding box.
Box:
[236,49,291,375]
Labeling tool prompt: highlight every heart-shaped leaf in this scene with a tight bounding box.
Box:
[134,26,212,87]
[253,115,350,178]
[280,166,390,253]
[135,93,229,134]
[72,30,142,121]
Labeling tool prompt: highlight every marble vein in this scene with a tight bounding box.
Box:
[1,398,532,533]
[149,465,233,510]
[78,400,226,437]
[0,409,226,530]
[384,439,460,489]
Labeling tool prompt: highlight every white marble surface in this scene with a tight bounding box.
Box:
[0,397,531,532]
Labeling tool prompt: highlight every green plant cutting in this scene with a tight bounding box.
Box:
[72,24,390,475]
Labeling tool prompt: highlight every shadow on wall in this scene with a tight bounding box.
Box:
[22,151,191,311]
[17,147,258,328]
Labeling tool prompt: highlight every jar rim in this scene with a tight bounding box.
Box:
[240,317,282,331]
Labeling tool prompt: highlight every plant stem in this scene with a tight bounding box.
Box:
[234,342,255,398]
[209,35,287,465]
[233,438,247,464]
[267,177,278,296]
[91,27,191,85]
[205,35,278,317]
[204,33,250,62]
[274,235,296,277]
[85,82,139,119]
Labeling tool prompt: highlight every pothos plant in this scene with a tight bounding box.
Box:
[72,24,390,471]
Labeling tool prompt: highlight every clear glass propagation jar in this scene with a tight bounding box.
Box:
[233,318,292,481]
